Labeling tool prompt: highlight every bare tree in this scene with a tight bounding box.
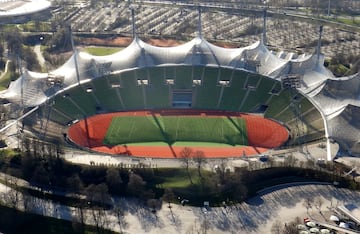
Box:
[72,204,85,234]
[3,175,20,209]
[215,159,229,183]
[85,183,110,207]
[162,188,176,208]
[112,203,127,234]
[179,147,194,184]
[0,42,4,61]
[306,158,315,169]
[91,208,108,233]
[268,156,276,167]
[303,197,313,214]
[106,167,123,195]
[4,28,23,55]
[127,173,146,198]
[194,150,206,179]
[232,182,248,202]
[283,221,299,234]
[314,196,324,212]
[22,193,36,212]
[271,219,283,234]
[0,105,9,129]
[282,217,302,234]
[66,174,84,193]
[147,198,162,213]
[201,215,209,234]
[284,154,298,167]
[30,163,50,186]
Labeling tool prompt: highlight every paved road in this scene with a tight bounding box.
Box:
[33,43,45,68]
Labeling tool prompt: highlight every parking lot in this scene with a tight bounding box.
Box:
[50,2,360,59]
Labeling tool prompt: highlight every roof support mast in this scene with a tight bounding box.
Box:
[69,24,91,145]
[197,5,202,38]
[131,6,137,39]
[316,25,323,66]
[315,25,332,161]
[69,25,81,85]
[262,9,267,45]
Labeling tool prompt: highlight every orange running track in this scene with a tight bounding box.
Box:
[67,110,289,158]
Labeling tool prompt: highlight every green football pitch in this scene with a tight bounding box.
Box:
[103,116,248,146]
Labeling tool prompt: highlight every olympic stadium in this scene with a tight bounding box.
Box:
[1,9,359,161]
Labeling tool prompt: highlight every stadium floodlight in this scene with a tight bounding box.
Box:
[137,79,148,86]
[192,79,202,86]
[111,84,121,88]
[67,119,79,126]
[218,80,230,87]
[166,79,174,85]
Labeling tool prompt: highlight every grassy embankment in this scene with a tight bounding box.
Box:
[0,61,12,91]
[84,47,123,56]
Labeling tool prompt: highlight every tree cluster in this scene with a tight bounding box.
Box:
[0,28,41,72]
[271,217,302,234]
[179,147,248,204]
[1,137,359,213]
[326,53,360,77]
[44,26,73,53]
[0,137,162,208]
[108,17,131,31]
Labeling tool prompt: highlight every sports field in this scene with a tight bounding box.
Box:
[67,110,289,158]
[103,116,247,146]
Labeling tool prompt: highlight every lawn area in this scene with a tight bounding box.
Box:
[103,116,164,145]
[334,17,360,26]
[126,142,169,146]
[172,141,237,147]
[0,61,12,91]
[156,169,196,189]
[154,168,213,190]
[153,168,224,206]
[17,21,51,31]
[84,46,123,56]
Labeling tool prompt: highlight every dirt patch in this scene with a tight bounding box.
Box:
[79,36,238,48]
[80,37,133,47]
[145,38,184,47]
